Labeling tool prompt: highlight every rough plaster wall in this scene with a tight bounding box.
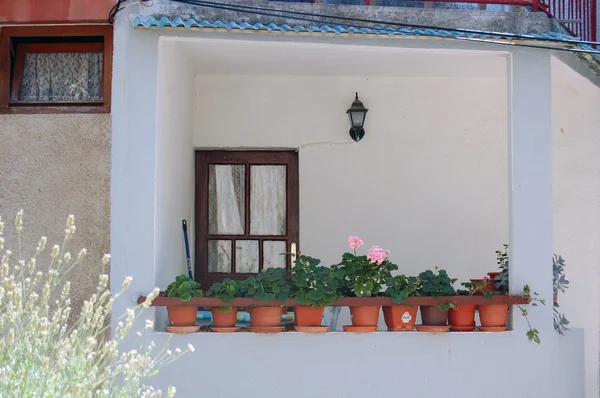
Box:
[552,58,600,398]
[0,114,111,317]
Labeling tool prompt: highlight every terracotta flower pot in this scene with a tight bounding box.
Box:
[420,305,448,326]
[167,306,198,327]
[479,304,509,327]
[350,306,380,327]
[470,279,495,296]
[449,305,476,327]
[250,306,283,327]
[383,305,418,331]
[295,306,324,327]
[211,307,238,328]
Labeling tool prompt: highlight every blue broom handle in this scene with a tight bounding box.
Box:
[182,220,193,279]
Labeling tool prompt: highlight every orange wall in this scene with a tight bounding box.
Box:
[0,0,115,23]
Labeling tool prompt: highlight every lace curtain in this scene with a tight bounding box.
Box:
[19,52,103,102]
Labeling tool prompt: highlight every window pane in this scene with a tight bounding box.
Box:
[235,240,259,273]
[250,166,286,235]
[263,241,286,269]
[209,165,245,235]
[208,240,232,272]
[20,52,103,102]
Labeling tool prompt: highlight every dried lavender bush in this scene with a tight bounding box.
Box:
[0,211,193,397]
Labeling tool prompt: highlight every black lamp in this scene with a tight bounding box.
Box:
[346,92,368,142]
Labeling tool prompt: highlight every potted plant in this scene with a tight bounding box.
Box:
[493,244,509,293]
[290,254,341,332]
[164,274,202,333]
[239,267,290,332]
[335,236,397,332]
[382,274,419,331]
[450,277,490,331]
[415,267,456,332]
[206,278,241,332]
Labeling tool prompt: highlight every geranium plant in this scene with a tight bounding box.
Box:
[206,278,240,313]
[415,267,456,310]
[239,267,290,302]
[165,274,203,302]
[334,236,397,297]
[458,276,493,299]
[291,254,341,307]
[384,274,419,304]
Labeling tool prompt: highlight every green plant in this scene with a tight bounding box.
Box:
[165,274,203,302]
[206,278,240,313]
[416,267,456,310]
[384,274,419,304]
[239,267,290,302]
[518,284,546,344]
[291,255,341,307]
[495,244,509,292]
[553,254,570,334]
[458,276,494,299]
[0,212,191,397]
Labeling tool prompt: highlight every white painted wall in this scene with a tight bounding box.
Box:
[552,57,600,398]
[112,27,589,398]
[194,74,509,283]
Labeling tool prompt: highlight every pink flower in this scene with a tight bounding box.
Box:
[348,236,364,250]
[483,276,490,282]
[367,245,390,265]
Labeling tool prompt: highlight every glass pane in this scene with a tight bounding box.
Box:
[263,241,286,269]
[20,52,103,101]
[209,165,245,235]
[235,240,259,273]
[208,240,232,272]
[250,166,286,235]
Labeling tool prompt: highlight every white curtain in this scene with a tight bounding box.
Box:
[250,166,286,236]
[19,52,103,101]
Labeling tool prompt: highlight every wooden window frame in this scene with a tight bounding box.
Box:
[0,25,113,114]
[195,151,300,289]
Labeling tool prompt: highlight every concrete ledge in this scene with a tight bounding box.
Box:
[140,0,552,34]
[144,327,584,397]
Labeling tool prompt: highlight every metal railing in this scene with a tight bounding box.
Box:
[272,0,597,42]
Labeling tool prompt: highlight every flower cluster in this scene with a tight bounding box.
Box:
[347,236,364,250]
[0,212,192,397]
[366,245,390,265]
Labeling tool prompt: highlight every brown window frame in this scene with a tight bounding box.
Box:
[0,25,113,114]
[195,150,300,289]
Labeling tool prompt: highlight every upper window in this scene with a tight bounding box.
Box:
[0,26,112,113]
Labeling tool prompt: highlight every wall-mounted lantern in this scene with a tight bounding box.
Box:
[346,92,368,142]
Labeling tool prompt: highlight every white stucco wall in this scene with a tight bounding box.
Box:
[552,57,600,398]
[112,23,590,397]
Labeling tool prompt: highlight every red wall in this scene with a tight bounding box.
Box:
[0,0,115,23]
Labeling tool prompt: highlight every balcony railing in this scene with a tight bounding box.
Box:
[271,0,597,42]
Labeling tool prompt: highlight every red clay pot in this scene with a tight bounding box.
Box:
[211,307,238,328]
[350,306,380,327]
[250,306,283,327]
[479,304,509,327]
[420,305,448,326]
[295,306,324,327]
[383,305,418,331]
[167,306,198,326]
[470,279,495,296]
[449,305,476,327]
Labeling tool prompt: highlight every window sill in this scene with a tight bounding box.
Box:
[1,105,110,114]
[137,295,531,307]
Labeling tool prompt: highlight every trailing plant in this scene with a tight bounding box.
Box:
[165,274,203,303]
[206,278,240,313]
[0,212,192,397]
[334,236,397,297]
[458,276,494,299]
[415,267,456,310]
[291,254,341,307]
[384,274,419,304]
[239,267,290,302]
[553,254,570,334]
[495,244,509,292]
[518,284,546,344]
